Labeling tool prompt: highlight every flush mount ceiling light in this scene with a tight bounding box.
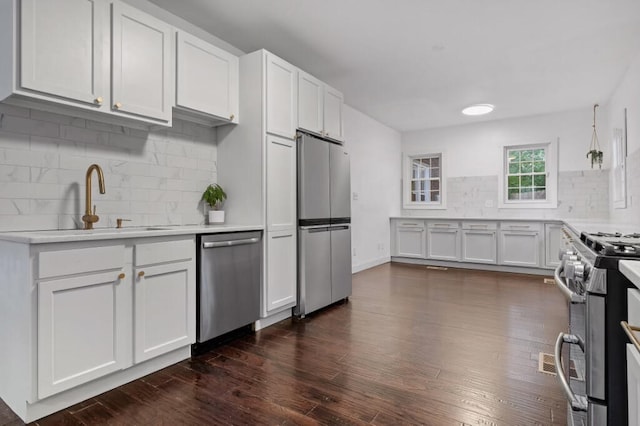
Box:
[462,104,494,116]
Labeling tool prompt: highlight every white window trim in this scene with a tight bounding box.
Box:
[498,140,558,209]
[402,152,446,210]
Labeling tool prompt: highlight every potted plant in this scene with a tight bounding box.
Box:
[201,183,227,224]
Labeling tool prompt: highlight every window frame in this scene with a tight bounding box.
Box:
[402,152,446,210]
[498,141,558,209]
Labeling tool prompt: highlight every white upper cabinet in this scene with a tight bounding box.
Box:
[266,53,298,139]
[175,31,238,124]
[297,70,345,142]
[297,70,324,135]
[111,1,173,123]
[20,0,106,107]
[323,85,344,142]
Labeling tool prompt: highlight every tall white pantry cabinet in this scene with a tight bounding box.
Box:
[218,50,298,319]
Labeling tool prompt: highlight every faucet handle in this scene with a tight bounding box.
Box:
[116,218,132,229]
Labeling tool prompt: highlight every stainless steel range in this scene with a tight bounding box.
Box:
[555,226,638,425]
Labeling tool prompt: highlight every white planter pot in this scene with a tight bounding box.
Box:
[208,210,225,224]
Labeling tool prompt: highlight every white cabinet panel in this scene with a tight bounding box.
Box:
[267,135,296,232]
[176,31,238,123]
[20,0,106,106]
[427,228,460,261]
[266,230,297,313]
[298,70,323,135]
[133,260,195,363]
[627,344,640,426]
[265,53,297,139]
[38,270,129,399]
[111,1,173,122]
[462,230,497,264]
[393,221,426,258]
[323,85,344,142]
[545,223,563,268]
[499,229,541,267]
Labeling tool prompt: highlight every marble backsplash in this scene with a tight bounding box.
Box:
[0,104,217,232]
[401,169,609,220]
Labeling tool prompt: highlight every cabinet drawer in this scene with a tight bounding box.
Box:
[428,220,459,229]
[629,289,640,326]
[500,222,542,232]
[38,245,125,279]
[396,220,425,229]
[135,238,195,266]
[462,221,497,231]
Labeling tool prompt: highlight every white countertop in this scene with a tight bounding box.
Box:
[563,220,640,237]
[620,260,640,290]
[0,224,264,244]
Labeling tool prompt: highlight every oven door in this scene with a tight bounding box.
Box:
[554,263,588,424]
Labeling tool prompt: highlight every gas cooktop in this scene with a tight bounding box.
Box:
[581,231,640,258]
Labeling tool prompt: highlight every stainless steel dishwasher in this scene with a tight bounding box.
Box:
[196,231,262,343]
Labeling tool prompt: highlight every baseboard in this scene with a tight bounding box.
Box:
[390,257,553,276]
[254,309,292,331]
[352,256,390,273]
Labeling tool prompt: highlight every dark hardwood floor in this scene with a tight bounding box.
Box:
[1,262,568,425]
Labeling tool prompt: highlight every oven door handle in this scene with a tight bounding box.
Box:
[554,264,586,304]
[554,332,588,412]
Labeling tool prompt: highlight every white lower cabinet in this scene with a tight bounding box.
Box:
[265,230,297,314]
[627,344,640,425]
[544,223,563,268]
[392,220,426,258]
[35,236,195,401]
[427,222,460,261]
[461,222,497,264]
[38,269,129,399]
[498,222,542,267]
[133,260,195,363]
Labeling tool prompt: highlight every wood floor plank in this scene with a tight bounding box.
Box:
[1,262,567,425]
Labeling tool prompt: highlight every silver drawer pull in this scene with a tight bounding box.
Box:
[621,321,640,353]
[554,332,588,412]
[433,223,451,227]
[203,237,260,248]
[469,224,488,229]
[509,225,531,229]
[400,222,420,226]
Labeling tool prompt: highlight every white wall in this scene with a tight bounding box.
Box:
[344,105,401,272]
[401,107,610,220]
[607,51,640,225]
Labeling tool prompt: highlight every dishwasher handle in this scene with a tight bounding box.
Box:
[202,237,260,249]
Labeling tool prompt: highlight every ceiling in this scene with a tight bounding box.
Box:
[150,0,640,132]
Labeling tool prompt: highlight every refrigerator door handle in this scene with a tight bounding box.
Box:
[329,225,350,231]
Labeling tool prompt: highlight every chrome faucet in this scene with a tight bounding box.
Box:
[82,164,106,230]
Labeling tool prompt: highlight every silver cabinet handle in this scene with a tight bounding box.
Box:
[203,237,260,248]
[554,332,588,412]
[469,224,489,229]
[553,264,585,303]
[509,225,531,229]
[400,222,421,226]
[433,223,451,227]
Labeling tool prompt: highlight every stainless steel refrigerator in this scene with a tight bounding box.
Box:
[295,132,352,317]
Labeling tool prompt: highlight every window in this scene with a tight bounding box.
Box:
[403,153,445,209]
[499,141,557,208]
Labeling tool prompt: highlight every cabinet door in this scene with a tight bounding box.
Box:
[38,270,129,399]
[545,223,563,268]
[266,230,297,313]
[133,260,195,363]
[176,31,238,122]
[331,226,352,302]
[111,1,173,122]
[265,53,297,139]
[323,85,344,142]
[499,231,540,267]
[267,134,296,232]
[427,228,460,261]
[297,70,323,135]
[21,0,106,106]
[627,344,640,426]
[395,225,426,258]
[462,230,497,264]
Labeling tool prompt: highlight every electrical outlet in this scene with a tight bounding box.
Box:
[485,199,494,208]
[352,248,356,257]
[352,192,359,201]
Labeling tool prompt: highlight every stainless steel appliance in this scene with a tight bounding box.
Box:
[295,131,352,317]
[555,227,638,425]
[196,231,262,343]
